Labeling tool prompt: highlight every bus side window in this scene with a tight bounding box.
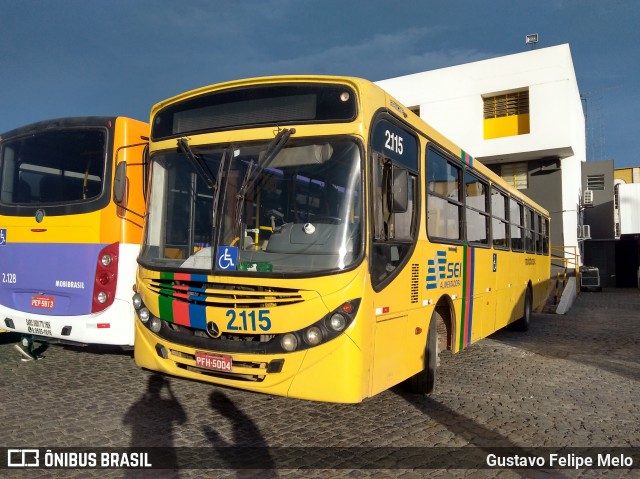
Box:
[426,148,462,241]
[371,154,417,287]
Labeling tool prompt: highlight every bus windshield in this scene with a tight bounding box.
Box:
[0,128,107,205]
[140,137,363,274]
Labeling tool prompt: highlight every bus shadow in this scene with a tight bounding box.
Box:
[394,390,568,478]
[490,310,640,384]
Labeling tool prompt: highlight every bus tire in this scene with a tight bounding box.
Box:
[406,310,440,395]
[512,286,532,332]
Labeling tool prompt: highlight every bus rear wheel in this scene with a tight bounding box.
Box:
[405,310,441,395]
[512,286,532,332]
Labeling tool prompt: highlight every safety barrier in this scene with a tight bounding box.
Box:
[551,246,580,305]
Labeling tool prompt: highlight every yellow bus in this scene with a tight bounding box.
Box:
[132,76,550,402]
[0,117,148,357]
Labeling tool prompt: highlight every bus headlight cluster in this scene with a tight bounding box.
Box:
[328,313,346,332]
[132,293,142,310]
[274,299,360,353]
[149,317,162,333]
[280,333,298,352]
[304,326,322,346]
[132,292,163,333]
[138,307,150,323]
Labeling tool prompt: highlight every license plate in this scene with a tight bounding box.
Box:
[195,351,232,372]
[31,295,55,309]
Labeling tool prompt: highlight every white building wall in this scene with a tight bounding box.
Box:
[376,44,585,262]
[619,183,640,235]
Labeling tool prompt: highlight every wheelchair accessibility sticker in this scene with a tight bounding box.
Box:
[0,228,6,246]
[217,246,238,271]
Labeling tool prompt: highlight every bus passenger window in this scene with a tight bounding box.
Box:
[426,149,462,241]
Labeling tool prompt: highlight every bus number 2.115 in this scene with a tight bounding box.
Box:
[226,309,272,332]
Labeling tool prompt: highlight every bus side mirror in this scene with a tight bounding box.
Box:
[113,161,127,205]
[389,166,408,213]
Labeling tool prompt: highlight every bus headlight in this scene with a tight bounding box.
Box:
[149,317,162,333]
[328,313,347,332]
[304,326,322,346]
[138,307,150,323]
[280,333,298,352]
[132,293,142,310]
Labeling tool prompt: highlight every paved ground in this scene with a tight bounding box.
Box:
[1,289,639,478]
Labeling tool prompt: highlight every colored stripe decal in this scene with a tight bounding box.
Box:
[152,272,212,330]
[189,303,207,330]
[459,245,475,350]
[461,150,473,167]
[158,294,174,323]
[172,299,190,326]
[467,247,475,345]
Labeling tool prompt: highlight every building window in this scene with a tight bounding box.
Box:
[587,174,605,190]
[483,89,530,139]
[500,163,528,190]
[483,91,529,119]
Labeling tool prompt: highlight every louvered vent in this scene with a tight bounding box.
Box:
[411,263,420,304]
[483,90,529,119]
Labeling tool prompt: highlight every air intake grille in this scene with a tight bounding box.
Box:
[411,263,420,304]
[146,278,306,308]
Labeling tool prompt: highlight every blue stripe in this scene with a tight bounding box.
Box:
[189,303,207,330]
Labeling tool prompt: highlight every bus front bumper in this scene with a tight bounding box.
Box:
[134,318,366,403]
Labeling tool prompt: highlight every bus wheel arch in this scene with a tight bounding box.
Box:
[404,296,452,395]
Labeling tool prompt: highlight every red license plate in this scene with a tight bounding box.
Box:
[31,295,55,309]
[195,351,232,372]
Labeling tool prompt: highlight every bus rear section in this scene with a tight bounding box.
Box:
[0,117,148,348]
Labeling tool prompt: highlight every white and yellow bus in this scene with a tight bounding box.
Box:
[132,76,550,402]
[0,117,148,355]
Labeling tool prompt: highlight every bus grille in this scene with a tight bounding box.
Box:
[146,278,307,308]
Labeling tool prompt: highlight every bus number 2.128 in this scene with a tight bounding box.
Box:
[2,272,17,284]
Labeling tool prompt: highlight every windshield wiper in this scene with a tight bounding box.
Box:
[177,138,217,189]
[240,128,296,197]
[235,128,295,240]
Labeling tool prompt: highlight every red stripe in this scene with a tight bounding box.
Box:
[172,300,190,326]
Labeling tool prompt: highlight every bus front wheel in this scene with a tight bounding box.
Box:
[405,310,441,395]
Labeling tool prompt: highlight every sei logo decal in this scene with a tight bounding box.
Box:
[426,250,462,290]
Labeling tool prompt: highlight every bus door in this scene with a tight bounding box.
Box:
[368,119,422,394]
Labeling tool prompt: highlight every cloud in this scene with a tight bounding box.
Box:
[214,27,496,81]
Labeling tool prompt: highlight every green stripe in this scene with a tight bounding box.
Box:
[158,271,174,322]
[158,294,174,323]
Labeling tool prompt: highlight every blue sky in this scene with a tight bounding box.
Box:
[1,0,638,167]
